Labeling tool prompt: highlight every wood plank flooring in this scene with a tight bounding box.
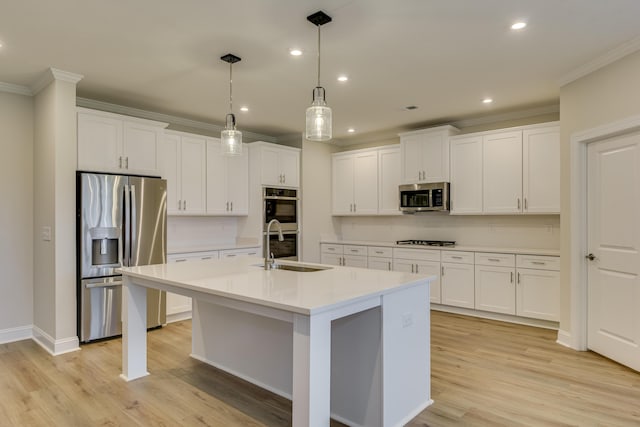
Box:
[1,312,639,426]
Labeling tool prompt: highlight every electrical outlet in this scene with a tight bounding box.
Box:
[402,313,413,328]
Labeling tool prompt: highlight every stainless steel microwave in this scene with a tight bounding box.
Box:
[399,182,450,213]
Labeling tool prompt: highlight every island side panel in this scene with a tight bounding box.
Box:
[382,281,431,426]
[121,277,149,381]
[191,300,294,398]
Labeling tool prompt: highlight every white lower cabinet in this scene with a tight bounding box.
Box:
[220,247,260,258]
[474,253,516,315]
[167,251,220,320]
[320,244,367,267]
[367,246,393,271]
[321,253,343,266]
[393,248,441,303]
[515,255,560,321]
[441,251,475,309]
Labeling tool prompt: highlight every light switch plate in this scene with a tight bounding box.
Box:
[41,226,52,241]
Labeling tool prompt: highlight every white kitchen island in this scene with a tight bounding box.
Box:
[119,257,432,427]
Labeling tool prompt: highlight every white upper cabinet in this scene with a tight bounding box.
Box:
[252,142,300,188]
[450,122,560,215]
[332,149,378,215]
[399,125,460,183]
[378,146,402,215]
[77,108,167,175]
[483,131,523,214]
[158,131,206,215]
[450,135,483,214]
[522,126,560,213]
[206,138,248,215]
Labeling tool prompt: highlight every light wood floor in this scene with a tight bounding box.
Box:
[1,312,639,426]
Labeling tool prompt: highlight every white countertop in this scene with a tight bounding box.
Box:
[321,239,560,257]
[168,239,260,255]
[120,257,431,316]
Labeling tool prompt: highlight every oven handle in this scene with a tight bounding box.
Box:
[264,196,299,201]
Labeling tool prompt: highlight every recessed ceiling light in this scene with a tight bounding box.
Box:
[337,75,348,82]
[347,128,355,133]
[240,106,249,112]
[511,22,527,30]
[289,48,302,56]
[482,98,493,104]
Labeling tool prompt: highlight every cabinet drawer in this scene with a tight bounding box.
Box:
[393,248,440,262]
[168,250,219,262]
[344,245,367,256]
[516,255,559,271]
[321,243,343,254]
[475,252,515,267]
[368,246,393,257]
[441,251,474,264]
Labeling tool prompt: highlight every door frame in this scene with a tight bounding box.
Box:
[568,114,640,350]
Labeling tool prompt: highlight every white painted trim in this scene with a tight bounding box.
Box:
[559,35,640,87]
[76,97,278,143]
[31,68,83,95]
[569,113,640,351]
[166,311,192,323]
[398,124,460,138]
[556,330,573,349]
[431,304,559,330]
[0,325,33,344]
[0,82,33,96]
[77,106,169,128]
[451,104,559,129]
[32,326,80,355]
[391,399,433,427]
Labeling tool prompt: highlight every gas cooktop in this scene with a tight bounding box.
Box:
[396,240,456,247]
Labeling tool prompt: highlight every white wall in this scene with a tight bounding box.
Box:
[300,139,340,263]
[559,49,640,337]
[0,92,34,338]
[168,216,240,252]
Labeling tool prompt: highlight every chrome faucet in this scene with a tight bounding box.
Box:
[264,219,284,270]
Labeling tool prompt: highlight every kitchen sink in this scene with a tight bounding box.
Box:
[253,263,331,272]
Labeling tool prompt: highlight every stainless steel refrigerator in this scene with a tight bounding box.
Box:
[77,172,167,342]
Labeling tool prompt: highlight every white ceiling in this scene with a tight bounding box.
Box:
[2,1,640,140]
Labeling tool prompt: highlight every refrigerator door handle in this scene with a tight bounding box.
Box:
[129,184,137,267]
[124,184,131,266]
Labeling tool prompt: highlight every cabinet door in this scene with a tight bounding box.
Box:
[260,146,282,186]
[475,265,516,314]
[392,259,414,273]
[416,260,441,304]
[158,134,181,215]
[483,131,523,213]
[378,147,402,215]
[166,256,193,316]
[180,136,207,214]
[77,112,123,172]
[516,268,560,321]
[401,134,423,183]
[450,136,483,214]
[368,257,392,271]
[421,132,449,182]
[226,149,249,215]
[343,255,367,268]
[122,122,159,175]
[205,139,228,215]
[332,155,355,215]
[523,127,560,213]
[441,262,475,308]
[353,151,378,214]
[279,149,300,188]
[321,253,343,266]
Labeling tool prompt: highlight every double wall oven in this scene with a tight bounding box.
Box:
[263,187,299,260]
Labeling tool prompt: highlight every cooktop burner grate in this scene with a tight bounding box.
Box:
[396,239,456,247]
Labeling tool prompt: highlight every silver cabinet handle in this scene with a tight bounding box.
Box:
[201,256,212,260]
[327,247,335,251]
[226,201,229,211]
[230,201,233,211]
[350,249,359,253]
[119,156,123,169]
[184,200,187,210]
[375,251,383,254]
[441,265,444,276]
[510,272,514,283]
[531,261,545,265]
[452,256,462,260]
[226,254,237,258]
[517,272,521,283]
[411,264,414,273]
[353,203,356,212]
[388,261,391,271]
[282,174,285,183]
[517,198,521,210]
[524,198,528,211]
[175,259,187,263]
[488,258,500,262]
[125,156,129,169]
[416,264,419,274]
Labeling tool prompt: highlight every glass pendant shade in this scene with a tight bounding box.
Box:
[305,86,332,141]
[221,113,242,155]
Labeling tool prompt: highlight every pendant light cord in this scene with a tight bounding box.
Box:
[229,62,233,114]
[317,25,321,87]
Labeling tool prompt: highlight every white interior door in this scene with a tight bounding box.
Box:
[587,131,640,372]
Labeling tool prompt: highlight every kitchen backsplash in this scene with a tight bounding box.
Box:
[168,216,239,251]
[336,214,560,249]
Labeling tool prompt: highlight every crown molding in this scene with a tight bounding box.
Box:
[451,103,559,129]
[0,81,33,96]
[76,97,277,143]
[559,35,640,87]
[31,68,84,95]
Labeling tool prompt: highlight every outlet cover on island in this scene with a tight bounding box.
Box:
[41,226,52,241]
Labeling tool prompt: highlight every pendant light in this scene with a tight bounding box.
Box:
[305,11,332,142]
[220,53,242,155]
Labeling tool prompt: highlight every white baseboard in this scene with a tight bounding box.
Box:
[0,324,33,344]
[431,304,559,330]
[166,311,192,323]
[556,329,574,349]
[32,326,80,355]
